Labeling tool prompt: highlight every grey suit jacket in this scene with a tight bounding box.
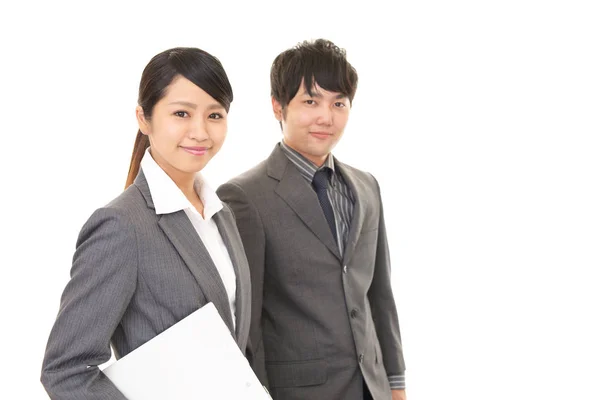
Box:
[41,171,251,400]
[217,144,405,400]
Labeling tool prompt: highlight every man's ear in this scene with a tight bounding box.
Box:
[272,97,284,122]
[135,106,150,135]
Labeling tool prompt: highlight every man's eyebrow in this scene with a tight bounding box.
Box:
[300,90,347,100]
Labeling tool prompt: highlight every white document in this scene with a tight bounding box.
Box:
[101,303,271,399]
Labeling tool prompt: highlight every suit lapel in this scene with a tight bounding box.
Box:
[213,207,250,348]
[336,162,366,265]
[157,212,235,334]
[134,170,239,338]
[273,157,342,260]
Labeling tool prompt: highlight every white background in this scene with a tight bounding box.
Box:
[1,1,599,399]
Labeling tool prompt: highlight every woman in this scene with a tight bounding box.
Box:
[41,47,251,399]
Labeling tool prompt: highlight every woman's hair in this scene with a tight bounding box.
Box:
[125,47,233,189]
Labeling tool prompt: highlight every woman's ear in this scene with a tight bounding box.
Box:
[136,106,150,135]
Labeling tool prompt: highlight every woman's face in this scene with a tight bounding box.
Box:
[137,75,228,179]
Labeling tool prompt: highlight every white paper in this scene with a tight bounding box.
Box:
[101,303,271,399]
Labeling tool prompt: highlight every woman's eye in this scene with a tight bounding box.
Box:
[305,100,315,105]
[174,111,188,118]
[209,113,224,119]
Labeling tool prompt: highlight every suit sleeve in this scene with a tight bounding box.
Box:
[217,182,269,387]
[41,207,138,400]
[368,176,406,390]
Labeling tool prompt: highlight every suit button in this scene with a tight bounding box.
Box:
[351,308,358,318]
[343,265,348,274]
[359,354,364,363]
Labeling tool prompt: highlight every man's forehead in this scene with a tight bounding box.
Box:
[298,81,347,99]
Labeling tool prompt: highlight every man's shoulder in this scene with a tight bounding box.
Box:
[335,159,379,188]
[224,159,269,188]
[217,158,273,202]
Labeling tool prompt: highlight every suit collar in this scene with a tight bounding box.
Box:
[157,211,235,334]
[280,141,336,183]
[135,170,248,345]
[267,144,369,264]
[269,144,341,260]
[335,161,367,264]
[133,170,154,209]
[266,143,289,181]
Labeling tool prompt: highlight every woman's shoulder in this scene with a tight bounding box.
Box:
[85,184,153,229]
[105,183,147,211]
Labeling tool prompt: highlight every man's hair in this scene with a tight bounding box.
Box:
[270,38,358,109]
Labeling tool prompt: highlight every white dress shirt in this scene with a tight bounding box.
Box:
[140,149,237,328]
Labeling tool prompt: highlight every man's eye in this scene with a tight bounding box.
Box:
[305,100,315,105]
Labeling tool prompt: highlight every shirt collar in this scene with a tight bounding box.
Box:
[141,148,223,219]
[280,141,335,183]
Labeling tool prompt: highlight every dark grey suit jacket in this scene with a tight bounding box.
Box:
[217,144,405,400]
[41,171,251,400]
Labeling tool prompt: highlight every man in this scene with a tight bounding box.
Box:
[217,39,406,400]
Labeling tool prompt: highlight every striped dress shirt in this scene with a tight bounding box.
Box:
[280,141,354,255]
[280,141,405,391]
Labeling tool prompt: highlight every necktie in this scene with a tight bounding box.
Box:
[312,168,337,243]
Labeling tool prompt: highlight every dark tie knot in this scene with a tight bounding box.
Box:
[312,168,331,191]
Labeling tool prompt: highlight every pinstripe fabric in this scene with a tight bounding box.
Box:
[280,141,354,255]
[41,171,252,399]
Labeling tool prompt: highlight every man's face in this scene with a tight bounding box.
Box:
[273,79,350,166]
